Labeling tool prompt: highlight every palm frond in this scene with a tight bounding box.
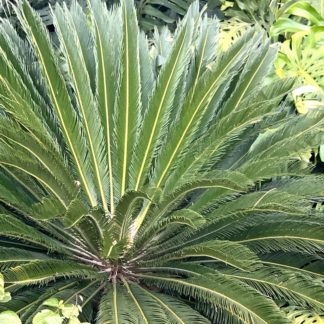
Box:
[0,1,324,323]
[136,272,290,324]
[53,1,109,212]
[17,1,98,207]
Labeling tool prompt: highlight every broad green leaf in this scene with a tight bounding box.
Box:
[61,304,79,319]
[32,310,63,324]
[285,2,324,25]
[0,311,21,324]
[0,291,11,303]
[271,18,310,36]
[42,298,60,308]
[320,145,324,162]
[67,318,80,324]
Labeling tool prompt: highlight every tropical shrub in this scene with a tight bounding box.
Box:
[275,27,324,114]
[218,0,284,30]
[219,1,324,161]
[270,1,324,37]
[270,1,324,114]
[219,0,324,32]
[30,298,89,324]
[0,0,324,323]
[270,1,324,160]
[0,282,89,324]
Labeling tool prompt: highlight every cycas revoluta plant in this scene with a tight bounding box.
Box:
[0,0,324,323]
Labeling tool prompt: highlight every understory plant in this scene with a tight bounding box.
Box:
[0,289,88,324]
[219,0,324,165]
[0,0,324,323]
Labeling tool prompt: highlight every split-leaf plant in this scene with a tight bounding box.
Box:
[0,0,324,323]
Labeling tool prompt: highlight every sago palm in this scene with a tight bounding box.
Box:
[0,0,324,323]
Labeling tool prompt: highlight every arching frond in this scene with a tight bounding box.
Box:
[17,1,98,207]
[136,272,290,324]
[3,260,99,285]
